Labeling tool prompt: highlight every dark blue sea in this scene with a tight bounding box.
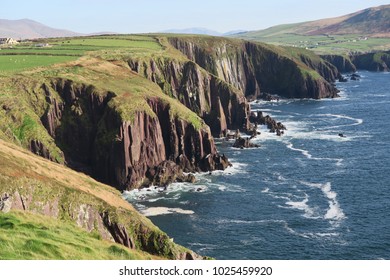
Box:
[124,71,390,259]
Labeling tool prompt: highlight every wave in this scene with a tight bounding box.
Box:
[285,141,344,166]
[217,218,287,225]
[315,113,363,130]
[141,207,194,217]
[286,142,313,159]
[300,181,345,225]
[284,196,321,219]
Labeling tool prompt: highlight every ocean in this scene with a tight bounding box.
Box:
[124,71,390,259]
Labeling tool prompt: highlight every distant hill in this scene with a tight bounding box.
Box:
[160,27,222,36]
[237,5,390,38]
[160,27,247,37]
[233,5,390,54]
[0,19,82,39]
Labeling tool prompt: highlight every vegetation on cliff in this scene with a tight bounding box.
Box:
[0,211,159,260]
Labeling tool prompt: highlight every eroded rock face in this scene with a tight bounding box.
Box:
[38,79,229,191]
[168,37,339,99]
[321,54,357,73]
[351,51,390,72]
[128,59,251,137]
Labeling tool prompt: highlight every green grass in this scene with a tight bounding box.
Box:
[0,36,163,73]
[0,55,77,72]
[234,32,390,55]
[0,211,154,260]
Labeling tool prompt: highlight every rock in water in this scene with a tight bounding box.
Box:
[233,137,260,149]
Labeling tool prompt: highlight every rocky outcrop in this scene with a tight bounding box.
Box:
[168,37,339,99]
[250,110,286,136]
[128,58,251,137]
[232,137,260,149]
[39,79,228,191]
[29,139,59,162]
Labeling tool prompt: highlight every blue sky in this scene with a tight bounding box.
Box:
[1,0,389,34]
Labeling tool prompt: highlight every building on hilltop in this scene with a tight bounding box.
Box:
[0,38,18,45]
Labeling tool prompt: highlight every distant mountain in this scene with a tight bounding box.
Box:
[237,4,390,38]
[0,19,82,39]
[160,27,222,36]
[160,27,247,37]
[223,30,247,36]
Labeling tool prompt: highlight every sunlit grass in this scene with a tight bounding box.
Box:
[0,211,154,260]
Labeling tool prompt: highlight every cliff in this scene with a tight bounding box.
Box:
[351,51,390,71]
[40,78,229,190]
[0,58,229,191]
[128,57,250,137]
[321,51,390,73]
[0,139,200,260]
[167,36,339,99]
[320,55,357,73]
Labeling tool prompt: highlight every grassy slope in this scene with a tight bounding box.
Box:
[0,211,157,260]
[0,138,192,259]
[233,6,390,54]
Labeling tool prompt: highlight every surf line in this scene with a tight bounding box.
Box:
[285,142,343,165]
[315,113,363,130]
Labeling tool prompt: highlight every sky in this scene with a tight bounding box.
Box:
[1,0,389,34]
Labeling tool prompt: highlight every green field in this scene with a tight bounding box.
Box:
[234,32,390,55]
[0,55,77,72]
[0,211,154,260]
[0,36,163,73]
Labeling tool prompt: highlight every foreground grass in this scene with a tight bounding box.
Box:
[0,55,77,73]
[0,211,156,260]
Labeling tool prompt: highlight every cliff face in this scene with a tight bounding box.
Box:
[39,79,229,191]
[0,140,201,259]
[128,58,250,137]
[167,37,339,99]
[321,52,390,73]
[351,51,390,72]
[320,54,357,73]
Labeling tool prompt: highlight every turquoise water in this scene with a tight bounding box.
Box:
[125,71,390,259]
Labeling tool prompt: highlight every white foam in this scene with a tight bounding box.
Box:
[217,219,286,225]
[285,142,344,166]
[212,161,248,176]
[141,207,194,217]
[316,113,363,130]
[301,181,345,224]
[286,142,312,159]
[284,196,320,219]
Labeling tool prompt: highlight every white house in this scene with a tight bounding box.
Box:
[0,38,18,45]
